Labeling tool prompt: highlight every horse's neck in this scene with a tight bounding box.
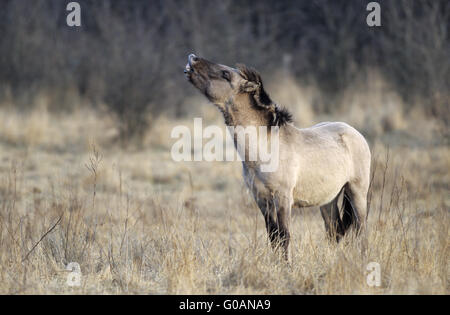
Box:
[216,95,269,128]
[215,97,273,162]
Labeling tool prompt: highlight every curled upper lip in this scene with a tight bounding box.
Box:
[188,54,198,66]
[184,53,197,76]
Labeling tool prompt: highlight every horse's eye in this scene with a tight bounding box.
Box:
[222,70,231,81]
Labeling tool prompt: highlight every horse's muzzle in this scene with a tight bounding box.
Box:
[184,53,198,78]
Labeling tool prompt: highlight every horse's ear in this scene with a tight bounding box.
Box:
[241,80,259,93]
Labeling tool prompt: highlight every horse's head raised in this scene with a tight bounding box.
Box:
[184,54,292,126]
[184,54,259,104]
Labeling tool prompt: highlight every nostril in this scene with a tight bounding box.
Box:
[188,53,198,65]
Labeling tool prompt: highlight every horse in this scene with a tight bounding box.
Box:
[184,54,371,261]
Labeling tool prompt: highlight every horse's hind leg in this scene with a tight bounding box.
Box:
[320,191,345,242]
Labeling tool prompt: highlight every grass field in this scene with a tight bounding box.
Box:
[0,77,448,294]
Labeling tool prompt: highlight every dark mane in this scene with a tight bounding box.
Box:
[273,106,293,127]
[236,64,293,126]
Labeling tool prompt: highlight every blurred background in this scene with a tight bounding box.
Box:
[0,0,448,142]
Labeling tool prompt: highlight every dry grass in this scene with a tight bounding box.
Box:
[0,78,448,294]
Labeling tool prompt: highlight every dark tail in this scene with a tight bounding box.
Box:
[341,190,360,233]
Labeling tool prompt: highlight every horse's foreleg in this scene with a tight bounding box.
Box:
[274,195,292,262]
[256,194,292,261]
[256,198,279,247]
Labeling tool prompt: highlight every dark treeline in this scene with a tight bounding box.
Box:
[0,0,448,138]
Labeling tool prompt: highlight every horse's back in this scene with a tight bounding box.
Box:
[308,122,370,157]
[311,121,371,192]
[287,122,371,206]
